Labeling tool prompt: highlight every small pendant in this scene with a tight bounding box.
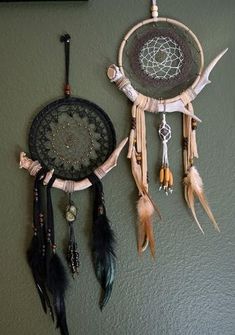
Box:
[65,196,80,277]
[158,114,173,194]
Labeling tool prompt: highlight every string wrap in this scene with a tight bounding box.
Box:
[162,140,169,167]
[158,113,173,194]
[158,113,171,167]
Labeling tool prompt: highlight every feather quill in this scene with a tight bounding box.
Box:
[184,166,220,232]
[90,176,116,310]
[137,194,155,258]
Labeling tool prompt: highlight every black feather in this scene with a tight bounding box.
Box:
[47,254,69,335]
[46,176,70,335]
[27,170,55,320]
[27,235,54,319]
[90,176,116,310]
[92,215,116,310]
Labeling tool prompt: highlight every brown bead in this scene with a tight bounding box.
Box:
[136,153,142,162]
[169,171,174,187]
[159,167,164,183]
[183,137,188,150]
[165,167,170,182]
[64,84,71,96]
[192,119,197,130]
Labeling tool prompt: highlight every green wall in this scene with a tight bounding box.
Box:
[1,1,235,334]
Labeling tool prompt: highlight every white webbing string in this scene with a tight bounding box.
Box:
[162,140,169,167]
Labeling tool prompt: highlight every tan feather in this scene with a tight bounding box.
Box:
[187,184,204,234]
[137,195,155,258]
[197,192,220,232]
[185,166,219,232]
[183,176,190,207]
[131,149,162,220]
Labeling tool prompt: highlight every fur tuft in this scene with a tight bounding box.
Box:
[187,166,203,193]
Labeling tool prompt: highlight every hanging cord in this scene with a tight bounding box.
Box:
[151,0,158,18]
[46,175,57,256]
[127,95,161,257]
[27,168,55,320]
[45,174,70,335]
[158,113,174,194]
[60,34,71,97]
[65,193,80,277]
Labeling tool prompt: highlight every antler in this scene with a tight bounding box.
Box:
[193,48,228,95]
[19,138,128,192]
[107,49,228,120]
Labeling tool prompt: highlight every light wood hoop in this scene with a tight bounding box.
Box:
[118,17,204,104]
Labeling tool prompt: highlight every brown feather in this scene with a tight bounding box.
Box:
[137,195,155,258]
[187,184,204,234]
[185,166,219,232]
[197,193,220,232]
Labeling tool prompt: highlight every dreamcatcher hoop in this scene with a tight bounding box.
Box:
[118,17,205,104]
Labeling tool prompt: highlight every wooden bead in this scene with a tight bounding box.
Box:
[159,167,164,183]
[192,119,197,130]
[64,84,71,96]
[151,5,158,18]
[169,171,174,187]
[165,167,170,182]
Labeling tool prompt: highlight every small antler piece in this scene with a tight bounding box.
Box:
[19,138,128,192]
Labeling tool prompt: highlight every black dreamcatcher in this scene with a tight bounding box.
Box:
[20,34,126,335]
[29,97,115,181]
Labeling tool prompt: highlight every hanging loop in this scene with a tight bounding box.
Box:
[151,0,158,18]
[60,33,71,97]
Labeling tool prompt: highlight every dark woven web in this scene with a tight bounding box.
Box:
[123,21,202,99]
[29,97,116,181]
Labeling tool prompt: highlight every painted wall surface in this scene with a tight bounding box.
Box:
[0,1,235,334]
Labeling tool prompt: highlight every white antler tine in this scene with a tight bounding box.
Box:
[194,48,228,95]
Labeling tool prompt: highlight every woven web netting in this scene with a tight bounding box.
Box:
[139,36,184,80]
[29,97,116,180]
[123,21,202,99]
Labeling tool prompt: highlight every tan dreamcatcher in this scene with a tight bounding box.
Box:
[107,0,227,257]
